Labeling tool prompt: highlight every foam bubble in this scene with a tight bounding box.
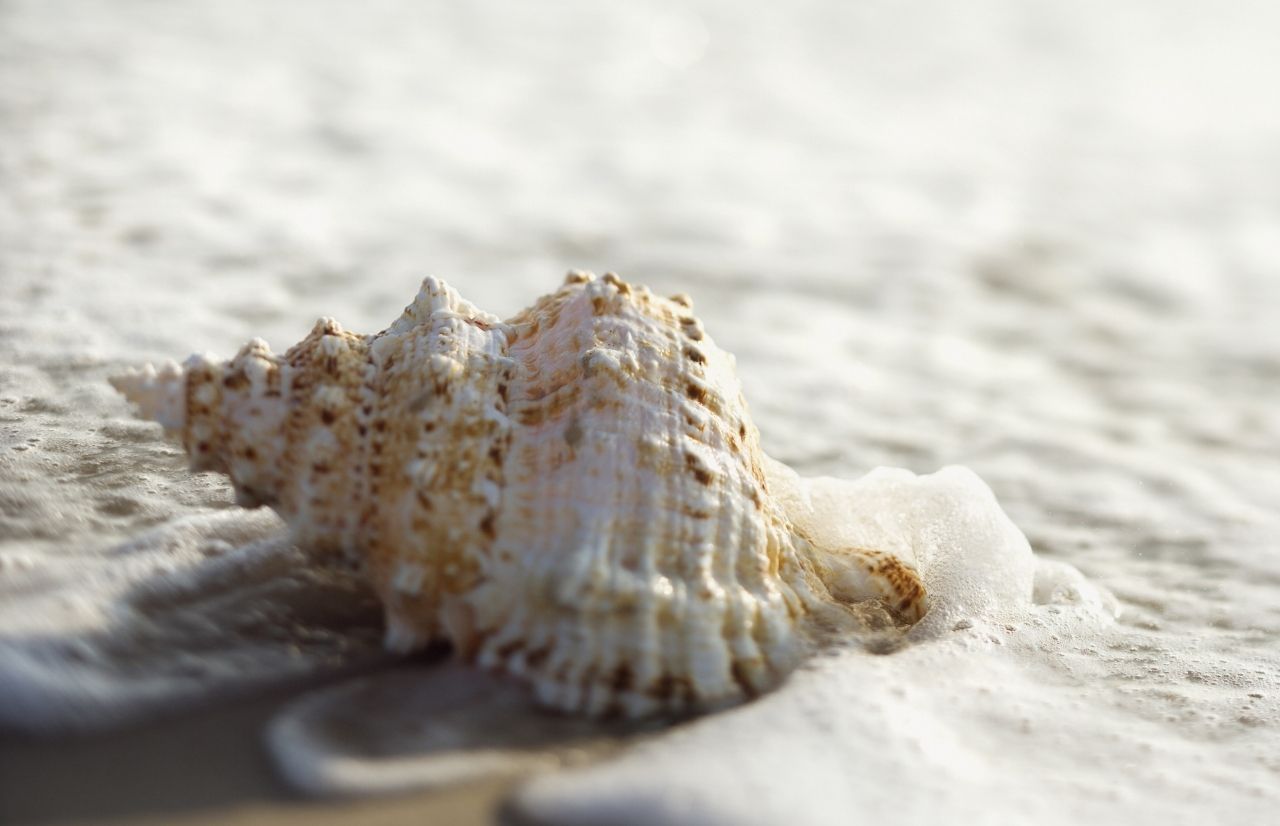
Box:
[768,459,1044,631]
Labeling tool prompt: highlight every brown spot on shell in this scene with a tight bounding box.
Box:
[679,316,704,341]
[563,418,584,448]
[650,675,676,701]
[684,451,715,486]
[680,503,714,519]
[525,647,551,669]
[692,468,714,486]
[602,272,631,295]
[609,663,634,691]
[730,661,761,697]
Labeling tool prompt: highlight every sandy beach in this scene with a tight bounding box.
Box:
[3,1,1279,824]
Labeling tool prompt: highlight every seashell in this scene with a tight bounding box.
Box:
[111,271,926,717]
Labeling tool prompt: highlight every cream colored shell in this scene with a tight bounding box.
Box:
[111,272,926,716]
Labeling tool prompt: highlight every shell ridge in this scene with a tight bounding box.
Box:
[364,295,512,651]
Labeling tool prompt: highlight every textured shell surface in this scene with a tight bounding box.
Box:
[112,271,926,717]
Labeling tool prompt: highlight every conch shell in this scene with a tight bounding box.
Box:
[112,272,926,716]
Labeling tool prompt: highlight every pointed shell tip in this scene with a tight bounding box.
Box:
[109,361,186,431]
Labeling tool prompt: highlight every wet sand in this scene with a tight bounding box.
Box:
[0,686,510,826]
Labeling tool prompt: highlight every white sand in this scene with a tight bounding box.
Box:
[2,0,1279,823]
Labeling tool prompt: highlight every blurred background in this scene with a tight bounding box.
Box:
[4,0,1279,470]
[2,1,1280,824]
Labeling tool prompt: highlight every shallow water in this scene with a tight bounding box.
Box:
[2,0,1279,823]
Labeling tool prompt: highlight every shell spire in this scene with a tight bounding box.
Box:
[111,272,928,717]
